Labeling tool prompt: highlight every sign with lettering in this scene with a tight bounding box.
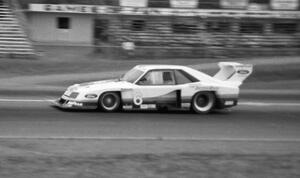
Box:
[271,0,299,10]
[30,4,97,13]
[29,4,300,19]
[220,0,248,9]
[120,0,148,7]
[170,0,198,8]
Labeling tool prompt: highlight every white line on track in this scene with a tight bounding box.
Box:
[239,102,300,106]
[0,99,54,102]
[1,98,300,107]
[0,136,300,142]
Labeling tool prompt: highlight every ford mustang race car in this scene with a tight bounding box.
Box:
[55,62,253,113]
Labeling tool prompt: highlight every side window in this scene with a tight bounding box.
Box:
[175,70,192,84]
[137,70,175,85]
[163,71,175,85]
[175,70,199,84]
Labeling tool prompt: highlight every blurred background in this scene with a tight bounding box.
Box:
[1,2,300,177]
[1,0,300,59]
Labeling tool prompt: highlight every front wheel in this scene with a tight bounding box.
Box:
[98,92,121,112]
[191,91,216,114]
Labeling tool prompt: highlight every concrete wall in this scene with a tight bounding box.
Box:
[27,12,94,44]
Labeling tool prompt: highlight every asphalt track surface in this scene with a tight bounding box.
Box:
[0,95,299,154]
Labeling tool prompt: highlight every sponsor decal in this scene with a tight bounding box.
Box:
[133,95,143,105]
[237,70,250,74]
[140,104,156,109]
[66,101,83,107]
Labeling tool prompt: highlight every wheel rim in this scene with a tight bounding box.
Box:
[101,93,119,110]
[193,93,214,113]
[196,95,209,107]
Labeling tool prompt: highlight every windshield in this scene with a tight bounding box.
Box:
[121,68,144,83]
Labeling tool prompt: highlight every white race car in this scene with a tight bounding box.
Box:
[55,62,253,114]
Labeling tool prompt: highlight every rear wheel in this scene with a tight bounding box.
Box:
[98,92,121,112]
[191,91,215,114]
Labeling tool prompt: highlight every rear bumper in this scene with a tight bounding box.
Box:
[54,98,98,110]
[215,98,238,109]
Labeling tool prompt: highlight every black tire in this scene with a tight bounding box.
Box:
[98,92,121,112]
[191,91,216,114]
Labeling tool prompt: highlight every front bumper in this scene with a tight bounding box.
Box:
[54,97,98,110]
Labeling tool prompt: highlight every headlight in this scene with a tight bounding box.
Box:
[85,94,98,99]
[69,92,79,99]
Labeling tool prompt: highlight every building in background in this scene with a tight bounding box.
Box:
[17,0,300,57]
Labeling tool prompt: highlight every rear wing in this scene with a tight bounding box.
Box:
[214,62,253,86]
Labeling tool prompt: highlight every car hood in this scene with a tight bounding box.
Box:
[69,79,133,93]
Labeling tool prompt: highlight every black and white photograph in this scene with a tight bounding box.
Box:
[0,0,300,177]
